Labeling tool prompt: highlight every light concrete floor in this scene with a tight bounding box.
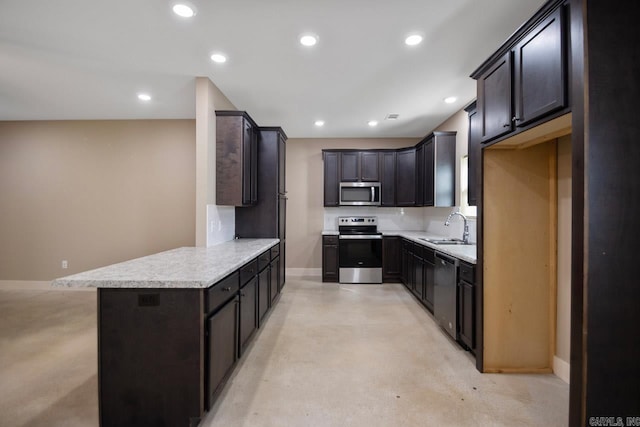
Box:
[0,278,569,427]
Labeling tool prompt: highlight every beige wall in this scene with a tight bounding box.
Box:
[0,120,196,280]
[286,138,417,270]
[556,134,572,364]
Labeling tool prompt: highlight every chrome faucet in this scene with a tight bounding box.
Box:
[445,211,469,244]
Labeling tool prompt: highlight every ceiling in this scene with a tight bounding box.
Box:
[0,0,546,138]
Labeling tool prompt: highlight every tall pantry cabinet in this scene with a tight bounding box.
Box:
[235,127,287,292]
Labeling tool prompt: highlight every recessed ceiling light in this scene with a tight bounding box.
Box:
[172,4,195,18]
[210,54,227,63]
[314,120,325,127]
[368,120,378,127]
[405,34,423,46]
[385,114,400,121]
[444,96,457,104]
[137,93,151,102]
[300,34,318,47]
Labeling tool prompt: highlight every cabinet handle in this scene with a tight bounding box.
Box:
[241,292,246,297]
[512,116,522,122]
[503,123,510,128]
[222,287,232,292]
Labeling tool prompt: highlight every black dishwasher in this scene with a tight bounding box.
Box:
[434,252,459,340]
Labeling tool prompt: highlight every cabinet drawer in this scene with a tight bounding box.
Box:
[412,243,424,260]
[206,271,239,315]
[459,262,475,284]
[323,235,339,245]
[240,260,258,286]
[258,250,271,272]
[423,247,435,264]
[271,243,280,260]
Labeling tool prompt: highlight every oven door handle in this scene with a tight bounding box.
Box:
[339,235,383,240]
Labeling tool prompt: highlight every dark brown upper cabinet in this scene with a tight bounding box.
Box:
[340,151,380,182]
[465,101,479,207]
[396,148,416,206]
[416,132,456,207]
[472,2,568,145]
[380,151,396,206]
[513,7,566,128]
[360,151,380,181]
[478,52,513,142]
[323,151,340,207]
[340,152,359,182]
[415,144,425,206]
[216,111,259,206]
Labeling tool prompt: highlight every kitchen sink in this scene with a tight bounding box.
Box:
[419,238,470,245]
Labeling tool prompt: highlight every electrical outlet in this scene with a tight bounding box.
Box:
[62,260,68,269]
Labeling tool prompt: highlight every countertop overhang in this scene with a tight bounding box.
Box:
[51,238,280,289]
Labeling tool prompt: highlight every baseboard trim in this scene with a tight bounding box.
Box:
[553,356,570,384]
[0,280,94,291]
[286,268,321,277]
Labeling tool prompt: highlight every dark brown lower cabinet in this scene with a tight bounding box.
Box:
[207,295,239,408]
[457,261,476,352]
[322,235,339,282]
[258,267,270,325]
[239,277,257,357]
[270,256,280,304]
[382,236,401,282]
[401,239,410,285]
[413,249,424,299]
[97,245,283,427]
[423,248,435,312]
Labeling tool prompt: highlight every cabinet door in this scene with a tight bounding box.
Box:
[340,152,359,182]
[423,140,435,206]
[278,134,286,195]
[278,241,285,291]
[360,152,380,181]
[401,240,409,286]
[242,120,254,205]
[415,145,424,206]
[270,258,279,304]
[380,152,396,206]
[239,277,257,356]
[323,152,340,206]
[467,106,480,206]
[423,258,435,312]
[258,268,269,325]
[458,280,475,350]
[479,51,513,142]
[396,149,416,206]
[413,255,424,299]
[207,297,238,408]
[322,236,339,282]
[382,236,401,281]
[513,7,566,127]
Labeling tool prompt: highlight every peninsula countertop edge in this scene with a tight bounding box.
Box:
[51,238,280,289]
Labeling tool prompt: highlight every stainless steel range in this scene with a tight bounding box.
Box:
[338,216,383,284]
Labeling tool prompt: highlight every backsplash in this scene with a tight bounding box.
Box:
[323,207,424,231]
[424,207,477,244]
[323,206,476,243]
[206,204,235,247]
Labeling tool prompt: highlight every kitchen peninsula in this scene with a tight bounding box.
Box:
[52,238,281,427]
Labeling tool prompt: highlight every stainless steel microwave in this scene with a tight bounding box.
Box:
[339,182,381,206]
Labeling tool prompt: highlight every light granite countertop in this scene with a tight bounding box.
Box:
[322,229,476,264]
[51,239,279,289]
